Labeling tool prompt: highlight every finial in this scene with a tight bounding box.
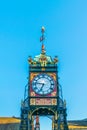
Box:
[64,100,66,108]
[28,56,32,64]
[40,26,46,54]
[41,44,46,54]
[41,26,45,33]
[53,56,58,64]
[40,26,45,43]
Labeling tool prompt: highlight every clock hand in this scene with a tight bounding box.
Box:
[50,87,53,90]
[38,83,44,92]
[37,82,44,85]
[51,83,54,85]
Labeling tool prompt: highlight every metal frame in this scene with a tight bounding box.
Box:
[19,64,69,130]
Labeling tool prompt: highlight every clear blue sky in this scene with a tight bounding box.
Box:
[0,0,87,128]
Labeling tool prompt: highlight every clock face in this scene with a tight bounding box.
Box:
[32,74,55,95]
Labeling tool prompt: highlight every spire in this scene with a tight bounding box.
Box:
[40,26,46,54]
[28,27,58,66]
[41,43,46,54]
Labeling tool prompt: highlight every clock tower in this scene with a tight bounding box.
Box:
[19,27,69,130]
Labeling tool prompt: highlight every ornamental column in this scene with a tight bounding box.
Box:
[35,116,40,130]
[52,116,54,130]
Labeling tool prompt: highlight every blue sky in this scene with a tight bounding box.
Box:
[0,0,87,128]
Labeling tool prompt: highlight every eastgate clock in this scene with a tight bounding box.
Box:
[32,74,55,95]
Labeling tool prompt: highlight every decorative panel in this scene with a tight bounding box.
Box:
[30,98,57,106]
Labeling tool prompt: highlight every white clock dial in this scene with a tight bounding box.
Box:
[32,74,55,95]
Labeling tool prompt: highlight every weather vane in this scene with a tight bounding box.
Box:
[40,26,46,54]
[40,26,45,44]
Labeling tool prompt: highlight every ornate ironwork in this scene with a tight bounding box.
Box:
[19,27,69,130]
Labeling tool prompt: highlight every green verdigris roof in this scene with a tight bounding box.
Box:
[34,54,52,62]
[28,44,58,66]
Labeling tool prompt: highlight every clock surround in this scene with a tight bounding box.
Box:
[32,73,55,95]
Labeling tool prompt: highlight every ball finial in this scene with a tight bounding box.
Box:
[41,26,45,33]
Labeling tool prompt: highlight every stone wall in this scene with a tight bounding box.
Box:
[0,123,19,130]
